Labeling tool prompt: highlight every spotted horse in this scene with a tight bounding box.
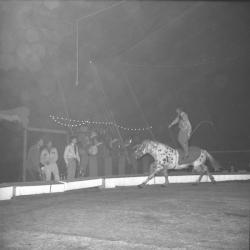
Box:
[134,140,220,188]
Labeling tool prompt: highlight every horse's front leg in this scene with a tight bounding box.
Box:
[138,162,159,188]
[161,167,169,187]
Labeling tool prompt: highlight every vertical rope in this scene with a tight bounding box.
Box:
[123,69,156,140]
[104,109,116,139]
[76,21,79,86]
[57,79,73,135]
[89,61,124,143]
[90,62,132,164]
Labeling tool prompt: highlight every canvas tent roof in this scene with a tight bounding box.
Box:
[0,1,250,149]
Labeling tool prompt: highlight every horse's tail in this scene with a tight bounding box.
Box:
[204,150,221,171]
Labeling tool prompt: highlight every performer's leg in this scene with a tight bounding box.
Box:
[178,131,189,157]
[183,142,189,157]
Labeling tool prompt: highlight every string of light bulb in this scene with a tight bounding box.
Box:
[49,115,152,131]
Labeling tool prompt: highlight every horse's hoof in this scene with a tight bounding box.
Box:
[192,183,198,186]
[138,184,144,188]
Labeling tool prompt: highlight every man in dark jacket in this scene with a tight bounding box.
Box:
[26,138,44,181]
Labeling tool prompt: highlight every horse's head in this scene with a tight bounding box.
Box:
[133,140,150,159]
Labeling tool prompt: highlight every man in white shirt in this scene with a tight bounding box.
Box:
[64,136,80,179]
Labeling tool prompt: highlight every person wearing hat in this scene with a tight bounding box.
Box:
[64,136,80,179]
[169,108,192,158]
[88,130,102,156]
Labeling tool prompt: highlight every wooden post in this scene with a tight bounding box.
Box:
[104,156,112,176]
[118,154,126,175]
[22,128,27,182]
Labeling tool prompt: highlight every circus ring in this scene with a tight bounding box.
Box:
[1,171,250,200]
[1,109,250,248]
[0,176,250,250]
[1,149,250,249]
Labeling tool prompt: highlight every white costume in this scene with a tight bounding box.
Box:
[40,147,60,181]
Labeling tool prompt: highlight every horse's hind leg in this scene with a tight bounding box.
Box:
[206,166,216,184]
[192,164,206,185]
[193,172,204,185]
[193,164,216,185]
[202,164,216,184]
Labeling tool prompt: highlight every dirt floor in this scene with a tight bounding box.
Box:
[0,181,249,250]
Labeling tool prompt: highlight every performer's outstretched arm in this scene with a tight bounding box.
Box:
[168,116,179,128]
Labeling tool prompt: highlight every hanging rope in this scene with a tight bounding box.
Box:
[75,0,125,85]
[89,61,125,144]
[123,69,156,140]
[56,79,73,134]
[116,2,204,59]
[167,120,214,147]
[117,54,247,70]
[76,1,125,23]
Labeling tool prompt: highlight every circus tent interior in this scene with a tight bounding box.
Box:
[0,1,250,183]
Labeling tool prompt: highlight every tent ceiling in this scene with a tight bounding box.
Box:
[0,1,250,147]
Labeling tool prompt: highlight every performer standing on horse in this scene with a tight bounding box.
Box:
[169,108,192,158]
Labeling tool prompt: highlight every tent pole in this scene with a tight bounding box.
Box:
[22,128,27,182]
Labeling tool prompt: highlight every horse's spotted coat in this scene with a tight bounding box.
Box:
[135,140,208,172]
[135,140,218,186]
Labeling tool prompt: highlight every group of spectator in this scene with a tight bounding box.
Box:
[25,126,135,182]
